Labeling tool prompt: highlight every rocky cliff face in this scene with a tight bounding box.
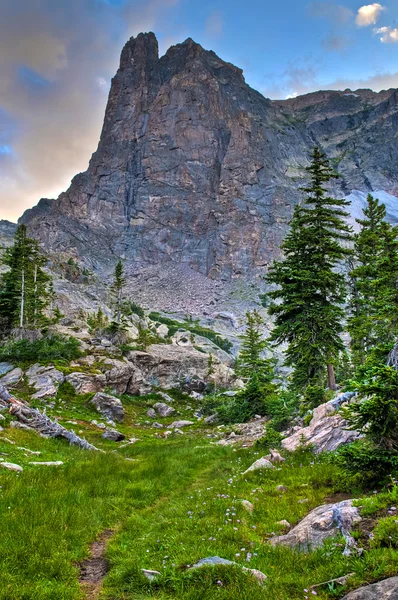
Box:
[21,33,398,293]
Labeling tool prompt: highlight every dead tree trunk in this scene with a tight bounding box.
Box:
[0,383,99,451]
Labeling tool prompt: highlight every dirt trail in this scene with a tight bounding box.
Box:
[79,529,114,600]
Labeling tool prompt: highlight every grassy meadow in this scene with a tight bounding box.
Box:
[1,391,398,600]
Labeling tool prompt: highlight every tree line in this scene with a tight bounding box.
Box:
[236,147,398,414]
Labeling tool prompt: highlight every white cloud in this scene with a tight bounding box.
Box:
[375,26,398,43]
[356,3,385,27]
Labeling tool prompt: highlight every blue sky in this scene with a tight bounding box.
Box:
[1,0,398,220]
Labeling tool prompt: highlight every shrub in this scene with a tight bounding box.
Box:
[266,390,299,431]
[333,440,398,487]
[256,425,283,451]
[0,335,82,365]
[342,365,398,450]
[302,384,327,410]
[371,516,398,549]
[126,302,145,319]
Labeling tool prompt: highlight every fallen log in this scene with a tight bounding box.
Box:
[0,382,99,451]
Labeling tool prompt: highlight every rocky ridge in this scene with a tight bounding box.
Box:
[18,33,398,314]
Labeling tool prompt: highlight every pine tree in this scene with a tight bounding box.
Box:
[373,222,398,344]
[236,310,275,384]
[266,147,353,391]
[111,259,126,327]
[0,224,51,332]
[347,195,389,365]
[235,310,278,417]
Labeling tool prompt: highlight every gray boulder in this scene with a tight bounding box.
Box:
[146,408,157,418]
[153,402,175,417]
[342,577,398,599]
[102,429,125,442]
[26,365,65,399]
[1,368,23,387]
[0,362,14,376]
[90,392,125,422]
[243,457,274,474]
[66,372,106,394]
[218,417,268,447]
[269,499,361,552]
[282,394,361,454]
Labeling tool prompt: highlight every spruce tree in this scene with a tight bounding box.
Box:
[347,195,389,365]
[373,222,398,344]
[0,224,51,332]
[236,310,275,384]
[111,259,126,327]
[235,310,278,417]
[266,147,352,391]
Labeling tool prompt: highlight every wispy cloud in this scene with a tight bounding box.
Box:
[263,67,398,100]
[375,26,398,43]
[356,3,385,27]
[308,2,353,24]
[0,0,180,222]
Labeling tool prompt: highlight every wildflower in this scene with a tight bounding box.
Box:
[217,580,223,586]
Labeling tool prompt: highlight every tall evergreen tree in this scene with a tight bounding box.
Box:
[373,222,398,344]
[0,224,50,332]
[236,310,275,384]
[266,147,353,391]
[347,195,389,365]
[111,259,126,326]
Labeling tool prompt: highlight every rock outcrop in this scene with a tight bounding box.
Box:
[282,393,360,454]
[20,33,398,308]
[269,499,361,552]
[342,577,398,599]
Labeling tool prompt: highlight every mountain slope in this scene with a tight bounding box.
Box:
[21,33,398,291]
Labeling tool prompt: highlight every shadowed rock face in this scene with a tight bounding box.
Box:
[20,33,398,283]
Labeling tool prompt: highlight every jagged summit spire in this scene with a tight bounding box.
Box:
[119,32,159,70]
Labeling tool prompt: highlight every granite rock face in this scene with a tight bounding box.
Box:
[20,33,398,289]
[269,499,361,552]
[341,577,398,599]
[282,393,361,454]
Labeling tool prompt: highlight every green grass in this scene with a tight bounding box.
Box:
[2,395,398,599]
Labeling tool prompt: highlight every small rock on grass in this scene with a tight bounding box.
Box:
[276,485,287,493]
[240,500,254,513]
[167,420,194,429]
[141,569,161,581]
[29,461,64,466]
[277,520,291,529]
[191,556,266,585]
[1,462,23,472]
[101,429,125,442]
[243,457,274,474]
